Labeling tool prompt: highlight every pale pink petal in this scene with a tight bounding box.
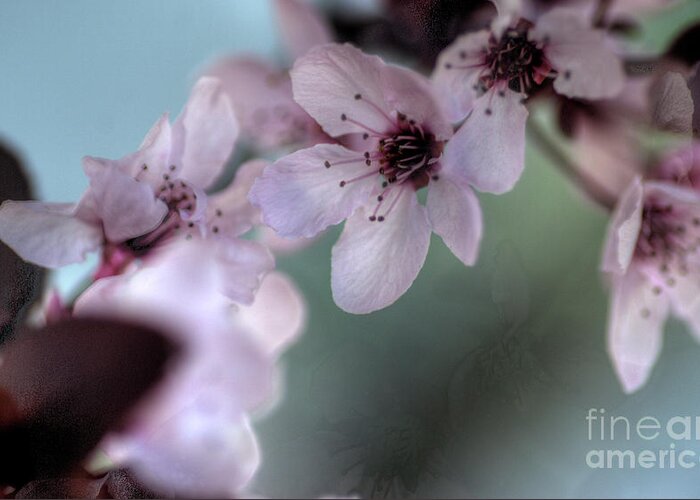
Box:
[84,163,167,242]
[205,57,323,149]
[214,238,274,305]
[432,30,490,122]
[123,411,259,498]
[426,176,482,266]
[207,160,268,238]
[0,201,101,268]
[291,43,395,137]
[650,71,693,135]
[83,115,172,191]
[442,88,528,194]
[381,64,453,140]
[249,144,376,238]
[530,8,625,100]
[331,190,431,314]
[607,268,670,393]
[601,177,643,274]
[171,77,239,189]
[275,0,333,60]
[237,271,306,357]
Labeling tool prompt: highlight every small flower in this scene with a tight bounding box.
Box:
[432,6,625,190]
[602,171,700,393]
[250,43,485,314]
[0,77,273,303]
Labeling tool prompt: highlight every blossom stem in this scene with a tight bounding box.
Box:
[527,121,617,211]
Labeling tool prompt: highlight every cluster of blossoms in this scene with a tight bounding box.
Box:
[0,0,698,497]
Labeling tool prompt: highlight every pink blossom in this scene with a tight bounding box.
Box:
[250,43,485,314]
[433,6,624,131]
[73,240,305,498]
[602,168,700,393]
[0,78,273,303]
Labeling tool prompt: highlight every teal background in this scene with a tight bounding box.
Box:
[2,1,700,497]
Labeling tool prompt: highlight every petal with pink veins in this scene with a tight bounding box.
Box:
[331,190,431,314]
[442,88,528,194]
[607,268,670,394]
[291,43,395,138]
[237,271,306,357]
[601,177,643,275]
[432,30,490,123]
[275,0,333,60]
[427,176,482,266]
[530,8,625,100]
[171,77,239,190]
[249,144,376,238]
[86,164,168,243]
[0,201,101,268]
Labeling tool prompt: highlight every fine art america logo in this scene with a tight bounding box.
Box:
[586,408,700,469]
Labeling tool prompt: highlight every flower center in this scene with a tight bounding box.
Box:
[481,19,548,94]
[636,201,700,265]
[378,119,443,190]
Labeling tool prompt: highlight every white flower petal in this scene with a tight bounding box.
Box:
[601,177,643,275]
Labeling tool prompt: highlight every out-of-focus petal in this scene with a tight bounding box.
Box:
[291,43,395,137]
[601,177,643,274]
[607,268,669,393]
[122,411,259,499]
[238,271,306,357]
[205,57,322,149]
[275,0,333,60]
[0,201,101,268]
[214,238,274,306]
[530,8,625,99]
[442,88,528,194]
[426,176,482,266]
[207,159,268,238]
[331,190,430,314]
[249,144,375,238]
[650,71,693,135]
[432,30,490,122]
[171,77,239,189]
[85,164,167,243]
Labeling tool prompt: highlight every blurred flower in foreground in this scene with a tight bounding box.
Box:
[0,317,176,496]
[205,0,333,151]
[250,43,485,314]
[73,240,305,498]
[602,143,700,393]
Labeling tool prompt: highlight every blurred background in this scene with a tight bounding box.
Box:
[2,1,700,497]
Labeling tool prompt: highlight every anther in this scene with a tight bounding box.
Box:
[163,174,170,180]
[445,63,453,69]
[485,108,493,115]
[188,222,194,228]
[169,165,176,171]
[212,226,219,233]
[377,195,384,202]
[377,216,385,222]
[339,181,346,187]
[215,209,223,217]
[324,160,331,168]
[363,133,369,140]
[365,159,371,166]
[564,70,571,79]
[368,215,376,221]
[340,113,347,121]
[641,308,651,319]
[142,164,148,170]
[354,93,362,100]
[432,175,440,181]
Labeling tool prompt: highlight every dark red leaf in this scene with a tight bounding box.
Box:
[0,317,178,487]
